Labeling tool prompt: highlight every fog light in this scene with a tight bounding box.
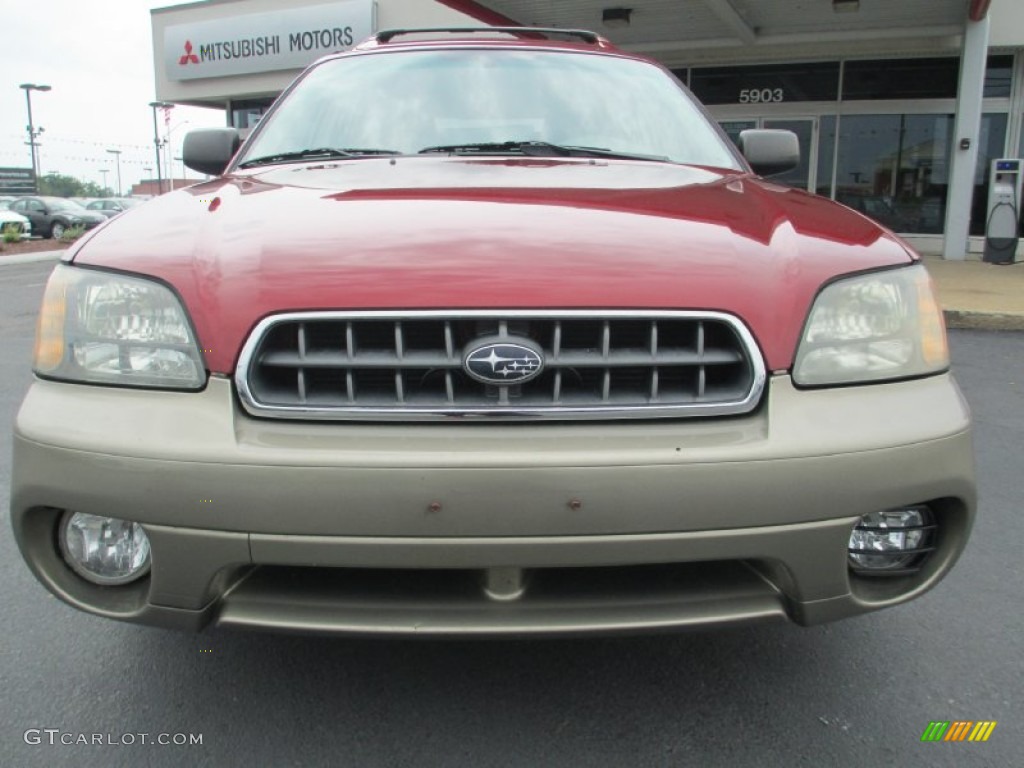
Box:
[59,512,151,585]
[848,506,934,573]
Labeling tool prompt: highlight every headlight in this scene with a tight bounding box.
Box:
[793,265,947,386]
[33,264,205,389]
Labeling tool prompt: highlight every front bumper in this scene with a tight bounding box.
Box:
[11,374,975,635]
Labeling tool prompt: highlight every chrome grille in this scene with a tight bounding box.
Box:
[236,311,765,420]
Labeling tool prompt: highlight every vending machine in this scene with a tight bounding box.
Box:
[983,159,1021,264]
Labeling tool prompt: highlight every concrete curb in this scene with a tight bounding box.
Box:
[0,250,64,266]
[943,310,1024,332]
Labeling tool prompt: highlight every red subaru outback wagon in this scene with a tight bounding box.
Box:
[12,28,975,635]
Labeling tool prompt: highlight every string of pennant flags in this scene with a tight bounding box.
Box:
[3,133,159,152]
[0,149,156,167]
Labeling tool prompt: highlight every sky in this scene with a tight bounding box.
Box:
[0,0,226,194]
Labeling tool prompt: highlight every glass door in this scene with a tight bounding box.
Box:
[719,120,758,149]
[762,118,817,192]
[718,117,818,193]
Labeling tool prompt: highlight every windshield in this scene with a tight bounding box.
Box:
[47,199,86,212]
[237,49,740,169]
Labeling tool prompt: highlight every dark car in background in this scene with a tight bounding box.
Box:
[85,198,141,219]
[8,196,107,239]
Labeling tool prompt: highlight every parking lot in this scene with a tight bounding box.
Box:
[1,259,1021,768]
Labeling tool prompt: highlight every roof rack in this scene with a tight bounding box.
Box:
[374,27,602,45]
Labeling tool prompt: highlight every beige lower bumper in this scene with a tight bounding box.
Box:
[10,373,976,634]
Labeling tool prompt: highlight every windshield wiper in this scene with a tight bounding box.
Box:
[238,147,400,168]
[417,140,669,162]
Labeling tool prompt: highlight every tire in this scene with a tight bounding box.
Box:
[51,221,65,239]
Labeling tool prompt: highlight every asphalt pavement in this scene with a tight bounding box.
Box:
[0,260,1021,768]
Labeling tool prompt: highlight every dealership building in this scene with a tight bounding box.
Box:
[151,0,1024,258]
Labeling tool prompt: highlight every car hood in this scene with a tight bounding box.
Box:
[0,210,28,223]
[69,156,914,374]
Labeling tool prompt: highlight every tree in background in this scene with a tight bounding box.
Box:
[37,173,113,198]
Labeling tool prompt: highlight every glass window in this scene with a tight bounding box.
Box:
[969,113,1008,236]
[718,120,757,149]
[816,115,836,198]
[231,98,274,134]
[984,55,1014,98]
[842,58,958,101]
[242,50,741,169]
[834,114,953,234]
[688,62,839,107]
[762,119,815,191]
[45,198,85,212]
[690,62,839,105]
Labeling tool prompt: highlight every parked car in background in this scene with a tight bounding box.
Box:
[7,196,106,239]
[0,206,32,239]
[85,198,141,219]
[11,28,975,637]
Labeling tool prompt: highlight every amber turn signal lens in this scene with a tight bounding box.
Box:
[916,270,949,368]
[33,267,72,373]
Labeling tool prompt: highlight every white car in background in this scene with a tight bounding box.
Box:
[0,206,32,240]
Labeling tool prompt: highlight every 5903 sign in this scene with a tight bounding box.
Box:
[738,88,784,104]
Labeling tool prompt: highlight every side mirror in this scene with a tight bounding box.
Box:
[738,129,800,177]
[183,128,241,176]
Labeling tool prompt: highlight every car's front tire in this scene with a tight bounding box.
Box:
[50,221,65,239]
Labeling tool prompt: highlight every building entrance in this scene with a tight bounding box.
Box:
[719,117,819,193]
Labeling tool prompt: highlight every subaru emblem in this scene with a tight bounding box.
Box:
[464,340,545,385]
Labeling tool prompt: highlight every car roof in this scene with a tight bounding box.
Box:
[355,27,616,51]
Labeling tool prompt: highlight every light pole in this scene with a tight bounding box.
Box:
[149,101,173,194]
[99,168,109,193]
[106,149,122,196]
[19,83,51,192]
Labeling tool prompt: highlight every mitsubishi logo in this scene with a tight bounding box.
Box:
[179,40,200,66]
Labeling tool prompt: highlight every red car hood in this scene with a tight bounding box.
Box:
[69,156,913,374]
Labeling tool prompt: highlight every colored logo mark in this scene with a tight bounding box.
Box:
[179,40,200,66]
[921,721,997,742]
